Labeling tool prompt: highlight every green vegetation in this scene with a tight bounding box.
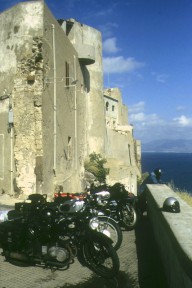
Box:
[168,181,192,207]
[84,152,109,184]
[175,191,192,207]
[137,172,149,186]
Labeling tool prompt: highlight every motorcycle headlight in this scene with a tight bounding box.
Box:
[89,217,99,230]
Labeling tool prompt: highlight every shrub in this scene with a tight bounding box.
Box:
[84,152,109,184]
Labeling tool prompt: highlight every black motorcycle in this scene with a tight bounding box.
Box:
[0,194,119,279]
[91,183,138,231]
[55,192,123,251]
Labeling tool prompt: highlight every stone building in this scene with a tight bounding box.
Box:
[0,0,141,198]
[103,88,141,193]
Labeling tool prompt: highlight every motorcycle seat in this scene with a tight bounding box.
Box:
[7,210,23,221]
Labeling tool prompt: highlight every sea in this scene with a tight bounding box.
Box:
[141,152,192,195]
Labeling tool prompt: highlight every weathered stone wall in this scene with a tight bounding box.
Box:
[105,128,139,194]
[0,2,87,196]
[106,129,133,164]
[13,36,44,195]
[0,1,44,195]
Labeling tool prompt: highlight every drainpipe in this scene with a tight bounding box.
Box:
[0,93,14,194]
[52,24,57,175]
[10,127,14,195]
[74,55,77,170]
[8,94,14,195]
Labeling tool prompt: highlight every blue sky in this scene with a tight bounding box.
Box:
[1,0,192,145]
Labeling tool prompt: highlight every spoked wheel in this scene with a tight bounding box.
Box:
[97,216,122,251]
[83,233,119,278]
[121,204,137,230]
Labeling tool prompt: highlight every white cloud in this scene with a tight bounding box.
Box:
[129,102,161,125]
[99,22,119,39]
[129,112,161,125]
[176,105,185,112]
[151,72,169,83]
[95,7,114,17]
[129,112,146,122]
[173,115,192,127]
[128,101,145,113]
[103,56,145,74]
[128,102,192,143]
[156,74,169,83]
[103,37,119,53]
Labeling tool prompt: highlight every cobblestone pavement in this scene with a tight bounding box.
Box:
[0,209,167,288]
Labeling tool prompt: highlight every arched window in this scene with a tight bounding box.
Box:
[106,101,109,111]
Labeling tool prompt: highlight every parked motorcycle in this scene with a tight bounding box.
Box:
[55,192,123,251]
[91,183,138,231]
[0,194,120,279]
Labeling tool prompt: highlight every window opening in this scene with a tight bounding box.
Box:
[65,62,70,87]
[128,144,132,165]
[106,101,109,111]
[66,21,73,36]
[67,136,72,160]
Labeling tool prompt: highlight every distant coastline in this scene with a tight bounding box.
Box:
[142,151,192,154]
[142,139,192,154]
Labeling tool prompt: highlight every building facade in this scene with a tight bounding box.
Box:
[103,88,141,193]
[0,1,141,198]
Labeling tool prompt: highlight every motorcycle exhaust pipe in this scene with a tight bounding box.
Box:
[7,252,28,262]
[45,260,67,268]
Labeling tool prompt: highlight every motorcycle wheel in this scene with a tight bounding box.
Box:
[82,233,119,279]
[121,204,137,230]
[97,216,122,251]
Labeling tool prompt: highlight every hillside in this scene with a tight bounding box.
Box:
[142,139,192,153]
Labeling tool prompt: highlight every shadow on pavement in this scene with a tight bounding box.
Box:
[62,271,138,288]
[135,214,168,288]
[61,214,168,288]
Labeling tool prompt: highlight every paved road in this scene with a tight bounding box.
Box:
[0,212,167,288]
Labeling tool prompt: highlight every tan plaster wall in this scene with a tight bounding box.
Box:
[62,20,106,155]
[42,6,86,194]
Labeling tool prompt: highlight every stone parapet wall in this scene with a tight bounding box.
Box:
[146,184,192,288]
